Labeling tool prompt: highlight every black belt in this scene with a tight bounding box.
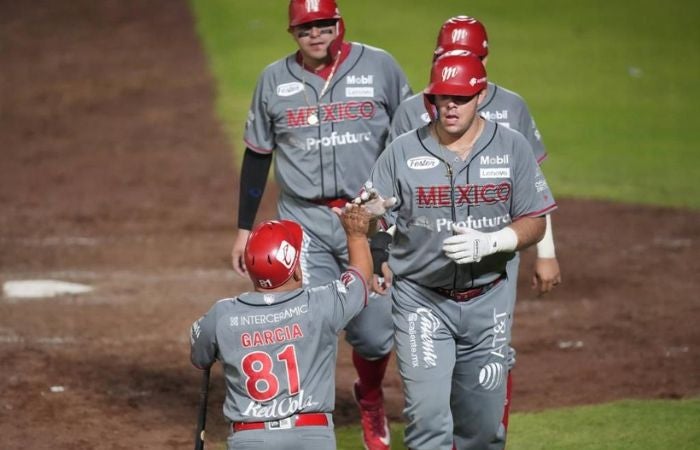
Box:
[431,276,504,302]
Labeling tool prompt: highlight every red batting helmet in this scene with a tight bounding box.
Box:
[434,16,489,59]
[424,53,487,98]
[288,0,342,27]
[245,220,304,290]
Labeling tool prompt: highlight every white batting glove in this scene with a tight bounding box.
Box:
[351,182,397,217]
[442,226,518,264]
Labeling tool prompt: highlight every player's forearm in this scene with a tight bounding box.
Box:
[347,236,373,284]
[535,214,556,258]
[237,148,272,230]
[510,216,546,251]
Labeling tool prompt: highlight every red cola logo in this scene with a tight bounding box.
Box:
[416,182,511,207]
[286,101,376,128]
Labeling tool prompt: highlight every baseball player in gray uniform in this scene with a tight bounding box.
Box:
[230,1,412,448]
[386,15,562,430]
[192,205,374,450]
[390,16,561,294]
[363,54,557,449]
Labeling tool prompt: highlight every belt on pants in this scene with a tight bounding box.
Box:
[232,413,329,432]
[310,197,351,209]
[431,275,504,302]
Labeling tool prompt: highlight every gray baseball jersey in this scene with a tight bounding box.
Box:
[389,83,549,372]
[190,268,368,424]
[370,121,556,289]
[244,42,411,360]
[245,42,412,200]
[389,82,547,164]
[369,121,555,450]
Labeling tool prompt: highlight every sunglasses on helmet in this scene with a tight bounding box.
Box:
[294,19,338,38]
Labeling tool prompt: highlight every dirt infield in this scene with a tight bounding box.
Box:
[1,1,698,449]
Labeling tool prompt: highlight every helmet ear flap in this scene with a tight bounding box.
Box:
[423,94,439,121]
[328,17,345,56]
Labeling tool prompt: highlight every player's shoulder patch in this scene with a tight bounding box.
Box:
[340,271,357,287]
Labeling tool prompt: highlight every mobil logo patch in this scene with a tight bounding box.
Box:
[407,156,439,170]
[480,154,510,165]
[346,74,374,85]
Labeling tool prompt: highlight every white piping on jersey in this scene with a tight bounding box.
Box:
[300,231,310,287]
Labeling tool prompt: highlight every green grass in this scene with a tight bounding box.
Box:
[189,0,700,209]
[506,398,700,450]
[202,398,700,449]
[338,398,700,449]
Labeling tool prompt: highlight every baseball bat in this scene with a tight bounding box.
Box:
[194,367,211,450]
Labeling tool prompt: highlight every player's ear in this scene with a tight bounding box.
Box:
[476,88,487,105]
[292,264,302,282]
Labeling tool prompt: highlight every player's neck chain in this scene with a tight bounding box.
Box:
[434,119,483,179]
[301,50,341,126]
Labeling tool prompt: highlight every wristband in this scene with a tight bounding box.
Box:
[491,226,518,253]
[536,214,556,258]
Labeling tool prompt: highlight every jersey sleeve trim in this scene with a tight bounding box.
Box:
[513,203,558,220]
[537,152,549,165]
[243,138,273,155]
[343,266,369,307]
